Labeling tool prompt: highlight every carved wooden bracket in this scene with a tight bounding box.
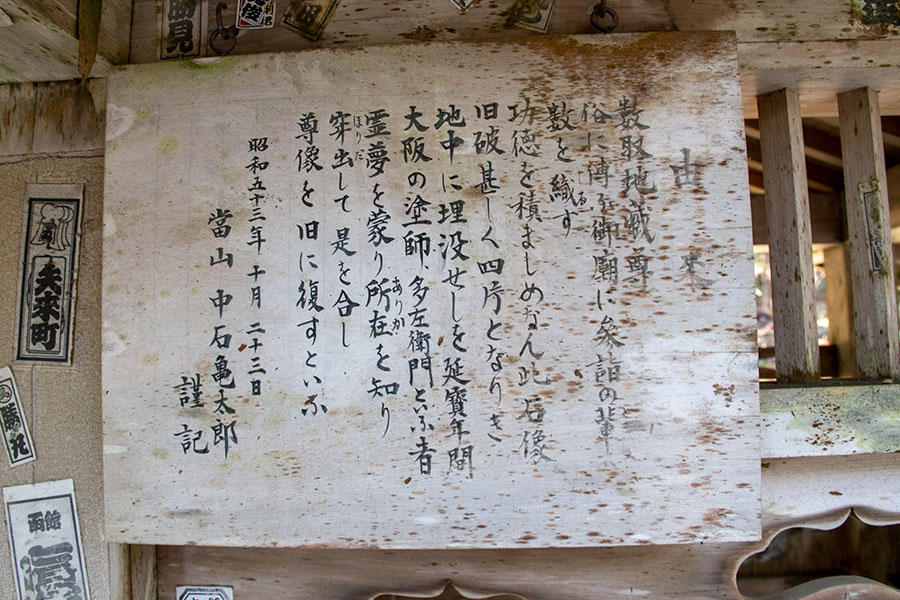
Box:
[372,580,527,600]
[736,508,900,599]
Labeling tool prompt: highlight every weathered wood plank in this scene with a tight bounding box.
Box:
[838,87,899,380]
[103,32,758,549]
[132,0,900,65]
[746,120,845,170]
[150,388,900,598]
[0,0,112,83]
[32,79,106,154]
[30,160,108,598]
[823,245,856,379]
[153,453,900,600]
[758,578,900,600]
[738,40,900,118]
[750,193,843,245]
[78,0,103,79]
[126,0,900,116]
[9,0,131,64]
[109,543,132,600]
[889,164,899,233]
[666,0,899,43]
[131,0,674,64]
[131,545,158,600]
[757,89,819,383]
[97,0,133,66]
[760,383,900,458]
[746,137,842,193]
[0,83,35,155]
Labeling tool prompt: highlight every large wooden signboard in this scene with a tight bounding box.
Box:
[102,32,759,548]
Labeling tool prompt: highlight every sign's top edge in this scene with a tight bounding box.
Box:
[112,30,738,78]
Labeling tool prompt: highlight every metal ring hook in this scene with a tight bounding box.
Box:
[216,2,228,31]
[591,0,619,33]
[209,2,239,57]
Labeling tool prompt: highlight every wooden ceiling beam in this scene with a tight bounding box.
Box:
[123,0,900,116]
[793,124,844,167]
[882,117,900,138]
[878,117,900,167]
[0,0,895,102]
[739,40,900,118]
[751,192,844,245]
[748,157,835,194]
[746,120,844,168]
[0,0,130,83]
[748,169,766,195]
[132,0,898,62]
[746,137,843,193]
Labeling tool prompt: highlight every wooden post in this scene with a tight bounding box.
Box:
[757,88,820,382]
[837,87,900,380]
[109,543,132,600]
[823,244,856,378]
[130,545,157,600]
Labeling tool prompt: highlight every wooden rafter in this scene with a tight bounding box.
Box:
[746,120,844,169]
[746,136,843,193]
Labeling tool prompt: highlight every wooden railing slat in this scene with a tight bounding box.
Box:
[757,88,820,382]
[109,543,132,600]
[130,545,157,600]
[837,87,900,380]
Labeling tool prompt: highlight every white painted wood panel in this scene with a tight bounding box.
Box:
[102,32,758,549]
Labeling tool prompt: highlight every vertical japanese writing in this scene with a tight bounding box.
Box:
[509,97,556,465]
[583,96,661,451]
[207,170,238,457]
[402,165,437,475]
[162,93,678,472]
[0,369,35,466]
[4,480,91,600]
[246,137,270,405]
[161,0,202,59]
[17,196,81,364]
[477,157,507,448]
[107,35,760,549]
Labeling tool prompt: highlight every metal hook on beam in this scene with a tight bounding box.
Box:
[209,2,239,56]
[590,0,619,33]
